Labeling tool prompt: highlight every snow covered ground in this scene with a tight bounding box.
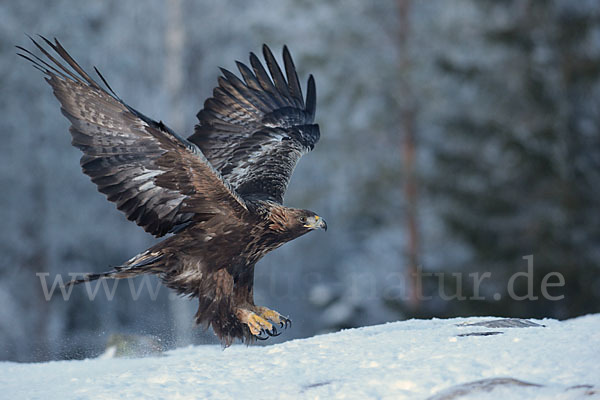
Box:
[1,315,598,399]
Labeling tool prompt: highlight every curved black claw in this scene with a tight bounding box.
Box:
[255,330,270,341]
[280,317,292,329]
[267,325,281,337]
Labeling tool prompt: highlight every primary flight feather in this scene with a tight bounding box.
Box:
[18,36,326,345]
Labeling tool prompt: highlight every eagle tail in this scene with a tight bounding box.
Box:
[65,271,109,287]
[65,251,165,287]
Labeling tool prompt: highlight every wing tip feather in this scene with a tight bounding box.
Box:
[306,74,316,120]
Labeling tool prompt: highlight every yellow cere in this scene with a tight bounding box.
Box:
[315,215,320,221]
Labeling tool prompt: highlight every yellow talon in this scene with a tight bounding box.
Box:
[236,307,291,338]
[256,307,283,324]
[237,309,273,336]
[256,306,291,329]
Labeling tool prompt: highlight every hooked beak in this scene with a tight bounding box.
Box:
[305,215,327,231]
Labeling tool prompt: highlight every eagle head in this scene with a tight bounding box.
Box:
[268,206,327,237]
[297,210,327,232]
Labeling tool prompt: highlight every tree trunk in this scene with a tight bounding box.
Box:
[397,0,421,310]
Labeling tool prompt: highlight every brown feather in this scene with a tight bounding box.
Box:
[189,45,319,204]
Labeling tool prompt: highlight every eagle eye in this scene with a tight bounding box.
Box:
[300,216,307,223]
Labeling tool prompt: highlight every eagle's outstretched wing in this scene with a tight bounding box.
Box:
[18,36,248,237]
[189,45,319,204]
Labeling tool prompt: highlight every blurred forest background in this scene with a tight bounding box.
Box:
[1,0,599,362]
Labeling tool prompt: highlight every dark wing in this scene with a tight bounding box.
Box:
[188,45,319,204]
[18,36,247,237]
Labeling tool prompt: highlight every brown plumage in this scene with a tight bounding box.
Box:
[18,36,326,345]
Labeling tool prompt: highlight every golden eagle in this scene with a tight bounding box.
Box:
[18,37,326,345]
